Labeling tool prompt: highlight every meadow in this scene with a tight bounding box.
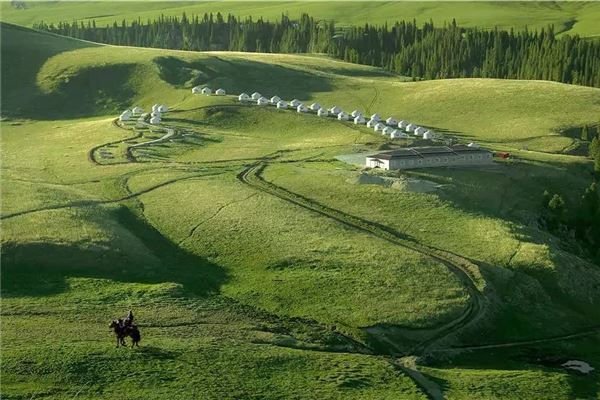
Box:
[2,22,600,399]
[3,1,600,37]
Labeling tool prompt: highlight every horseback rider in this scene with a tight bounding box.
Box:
[124,310,134,327]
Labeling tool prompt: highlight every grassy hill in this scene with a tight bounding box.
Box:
[3,1,600,37]
[2,23,600,399]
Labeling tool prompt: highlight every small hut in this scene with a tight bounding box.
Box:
[366,119,378,128]
[238,93,250,102]
[132,106,144,115]
[251,92,262,100]
[370,114,381,122]
[385,117,398,126]
[270,95,282,105]
[317,109,329,117]
[390,129,401,139]
[397,120,408,129]
[329,106,342,115]
[354,115,366,125]
[151,111,161,118]
[257,97,269,106]
[310,103,322,111]
[276,100,288,109]
[152,104,160,112]
[215,88,226,96]
[351,110,362,118]
[382,126,394,136]
[290,99,301,107]
[157,104,168,113]
[192,86,202,94]
[201,87,212,95]
[297,104,309,113]
[414,127,426,136]
[374,122,385,132]
[149,116,161,125]
[405,123,416,132]
[423,131,434,140]
[119,112,131,122]
[337,112,349,121]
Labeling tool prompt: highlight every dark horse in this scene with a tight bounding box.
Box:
[109,311,141,348]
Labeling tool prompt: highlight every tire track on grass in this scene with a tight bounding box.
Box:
[178,192,258,246]
[0,172,225,221]
[237,162,488,356]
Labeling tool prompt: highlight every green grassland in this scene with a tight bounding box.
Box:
[3,1,600,37]
[2,23,600,399]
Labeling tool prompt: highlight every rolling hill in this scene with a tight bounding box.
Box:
[3,1,600,37]
[2,22,600,400]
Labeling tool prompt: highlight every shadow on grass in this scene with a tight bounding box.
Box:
[427,339,600,400]
[156,55,334,100]
[1,207,228,298]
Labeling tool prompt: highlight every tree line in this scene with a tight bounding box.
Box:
[33,13,600,88]
[541,129,600,264]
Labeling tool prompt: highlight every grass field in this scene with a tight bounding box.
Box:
[3,1,600,37]
[2,23,600,399]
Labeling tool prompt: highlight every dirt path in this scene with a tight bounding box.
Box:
[434,324,600,353]
[237,162,488,356]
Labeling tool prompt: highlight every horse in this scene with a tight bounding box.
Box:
[109,318,141,348]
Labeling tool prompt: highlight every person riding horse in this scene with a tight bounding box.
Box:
[109,310,141,348]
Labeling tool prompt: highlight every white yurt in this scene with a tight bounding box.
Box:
[382,126,394,136]
[310,103,322,111]
[201,87,212,95]
[415,127,426,136]
[276,100,288,109]
[150,117,161,125]
[297,104,309,113]
[374,122,385,132]
[405,123,416,132]
[290,99,301,107]
[370,113,381,122]
[354,115,366,125]
[337,112,349,121]
[329,106,342,115]
[366,119,378,128]
[251,92,262,100]
[158,104,168,113]
[270,95,282,104]
[317,109,329,117]
[397,120,408,129]
[132,106,144,115]
[152,104,160,112]
[423,131,434,140]
[351,110,362,118]
[192,86,202,94]
[257,97,269,106]
[215,88,226,96]
[238,93,250,102]
[385,117,398,126]
[467,142,480,148]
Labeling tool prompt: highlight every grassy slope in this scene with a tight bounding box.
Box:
[2,1,600,37]
[2,24,600,399]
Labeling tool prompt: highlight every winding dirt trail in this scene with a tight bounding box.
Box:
[237,162,488,356]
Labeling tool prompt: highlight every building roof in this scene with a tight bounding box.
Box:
[368,145,490,160]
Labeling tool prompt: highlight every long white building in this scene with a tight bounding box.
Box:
[366,145,493,170]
